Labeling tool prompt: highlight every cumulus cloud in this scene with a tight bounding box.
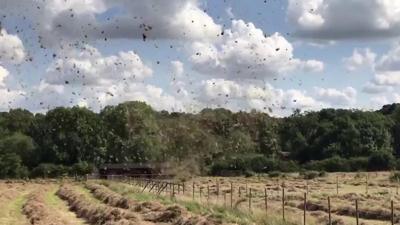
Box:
[343,48,376,71]
[25,45,184,112]
[314,87,357,106]
[184,78,329,116]
[0,66,9,87]
[0,0,220,46]
[45,45,152,86]
[0,29,25,64]
[189,20,324,79]
[0,66,25,110]
[370,93,400,109]
[171,61,184,77]
[362,82,391,94]
[288,0,400,40]
[363,43,400,93]
[372,71,400,86]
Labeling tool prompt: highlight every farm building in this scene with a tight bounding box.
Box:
[98,163,172,179]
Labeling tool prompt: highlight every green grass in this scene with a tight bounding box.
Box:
[43,185,87,225]
[71,183,103,204]
[98,180,299,225]
[0,192,29,225]
[44,187,63,207]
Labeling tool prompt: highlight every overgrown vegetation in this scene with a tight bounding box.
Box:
[1,101,400,178]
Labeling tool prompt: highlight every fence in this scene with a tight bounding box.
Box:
[105,174,398,225]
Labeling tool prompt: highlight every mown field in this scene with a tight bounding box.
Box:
[184,172,400,225]
[0,172,399,225]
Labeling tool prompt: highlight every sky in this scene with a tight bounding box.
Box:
[1,0,400,116]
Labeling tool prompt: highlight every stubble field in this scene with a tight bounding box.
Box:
[0,172,399,225]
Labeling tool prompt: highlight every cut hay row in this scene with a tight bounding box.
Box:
[294,199,398,222]
[23,190,75,225]
[84,182,228,225]
[56,185,142,225]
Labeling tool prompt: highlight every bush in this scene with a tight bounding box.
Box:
[244,170,255,177]
[268,171,281,177]
[0,153,29,179]
[348,157,369,171]
[278,160,300,172]
[30,163,69,178]
[70,161,94,176]
[300,170,321,180]
[390,171,400,182]
[304,157,369,172]
[249,156,277,172]
[367,151,395,171]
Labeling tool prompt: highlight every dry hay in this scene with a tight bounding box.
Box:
[85,182,230,225]
[296,199,399,222]
[56,185,141,225]
[22,190,76,225]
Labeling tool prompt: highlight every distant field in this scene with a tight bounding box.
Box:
[185,172,400,225]
[0,172,399,225]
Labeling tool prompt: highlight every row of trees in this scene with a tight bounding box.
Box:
[1,101,400,178]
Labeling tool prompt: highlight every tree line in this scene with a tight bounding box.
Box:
[1,101,400,179]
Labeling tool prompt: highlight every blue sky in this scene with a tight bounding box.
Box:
[1,0,400,116]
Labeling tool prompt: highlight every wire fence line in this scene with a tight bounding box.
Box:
[104,174,399,225]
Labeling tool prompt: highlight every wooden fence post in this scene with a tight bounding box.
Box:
[249,188,252,213]
[355,199,359,225]
[391,200,394,225]
[282,187,285,221]
[192,182,195,200]
[366,173,369,194]
[200,187,203,201]
[172,183,175,199]
[328,196,331,225]
[230,182,233,208]
[224,192,227,207]
[216,179,219,198]
[303,193,307,225]
[207,185,210,204]
[264,188,268,217]
[336,175,339,195]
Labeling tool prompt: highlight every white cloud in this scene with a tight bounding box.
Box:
[288,0,400,40]
[372,71,400,86]
[189,78,328,116]
[314,87,357,106]
[362,82,391,94]
[0,66,25,110]
[0,29,25,64]
[45,45,152,86]
[343,48,376,71]
[301,59,325,72]
[0,0,221,46]
[0,66,9,87]
[226,7,235,19]
[362,43,400,94]
[370,93,400,108]
[189,20,324,79]
[376,43,400,72]
[23,45,184,112]
[171,61,184,77]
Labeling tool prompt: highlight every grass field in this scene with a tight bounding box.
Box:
[0,172,399,225]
